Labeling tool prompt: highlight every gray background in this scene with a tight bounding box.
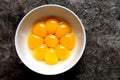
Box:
[0,0,120,80]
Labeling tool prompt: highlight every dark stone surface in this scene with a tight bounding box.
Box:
[0,0,120,80]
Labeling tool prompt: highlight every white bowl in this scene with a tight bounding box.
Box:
[15,4,86,75]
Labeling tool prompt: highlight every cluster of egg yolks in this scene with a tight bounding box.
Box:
[27,18,76,65]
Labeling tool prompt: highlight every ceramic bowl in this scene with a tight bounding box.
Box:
[15,4,86,75]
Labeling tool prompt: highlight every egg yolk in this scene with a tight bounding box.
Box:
[45,48,58,65]
[45,19,58,34]
[60,33,76,50]
[55,45,70,60]
[55,22,71,38]
[27,17,76,65]
[33,44,48,61]
[32,21,47,38]
[45,35,59,48]
[28,34,44,49]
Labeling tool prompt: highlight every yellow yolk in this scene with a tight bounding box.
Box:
[45,19,58,34]
[60,33,76,50]
[28,34,44,49]
[55,45,70,60]
[27,17,76,65]
[32,21,47,38]
[33,44,48,61]
[55,22,71,38]
[45,35,59,48]
[45,48,58,65]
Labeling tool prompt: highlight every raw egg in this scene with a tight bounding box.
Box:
[45,18,58,34]
[27,17,76,65]
[55,45,70,60]
[55,22,71,38]
[33,44,48,61]
[45,48,58,65]
[32,21,47,38]
[60,33,76,50]
[45,34,59,48]
[28,34,44,49]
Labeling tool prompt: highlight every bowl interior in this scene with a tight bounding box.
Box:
[15,5,85,75]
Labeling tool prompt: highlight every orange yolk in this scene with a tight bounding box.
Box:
[60,33,76,50]
[32,21,47,38]
[27,17,76,65]
[33,44,48,61]
[28,34,44,49]
[45,48,58,65]
[55,45,70,60]
[45,35,59,48]
[55,22,71,38]
[45,19,58,34]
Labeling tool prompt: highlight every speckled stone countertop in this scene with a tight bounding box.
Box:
[0,0,120,80]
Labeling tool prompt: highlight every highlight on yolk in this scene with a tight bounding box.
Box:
[33,44,48,61]
[55,22,71,38]
[28,34,44,49]
[45,35,59,48]
[45,18,58,34]
[45,48,58,65]
[32,21,47,38]
[27,17,76,65]
[55,45,70,60]
[60,33,76,50]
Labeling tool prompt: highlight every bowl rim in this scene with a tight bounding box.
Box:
[15,4,86,75]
